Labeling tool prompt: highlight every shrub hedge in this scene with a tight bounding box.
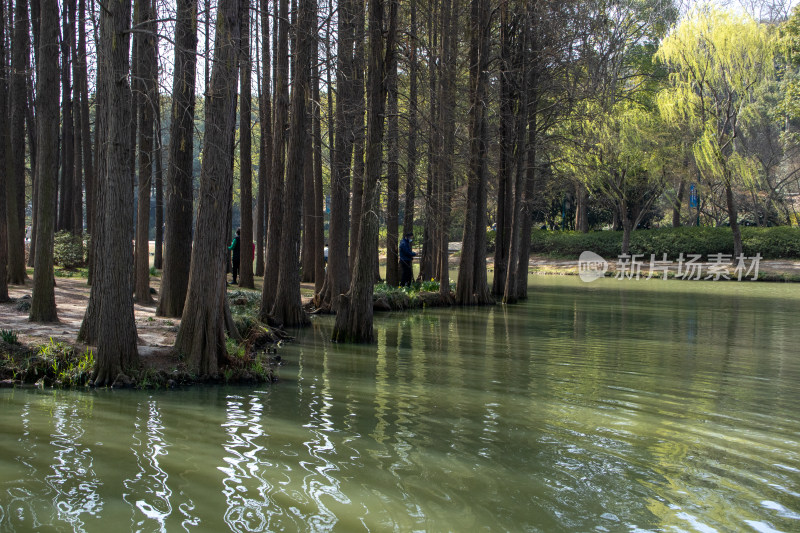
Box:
[526,226,800,260]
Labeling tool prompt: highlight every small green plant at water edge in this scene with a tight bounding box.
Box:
[1,329,19,345]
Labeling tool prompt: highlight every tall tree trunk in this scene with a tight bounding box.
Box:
[153,88,164,269]
[254,0,271,278]
[81,0,140,383]
[239,0,255,288]
[69,0,83,237]
[260,0,288,316]
[313,31,325,293]
[134,0,157,304]
[575,182,589,233]
[175,0,241,376]
[333,0,395,343]
[29,0,60,322]
[0,0,10,302]
[26,67,37,268]
[418,0,438,283]
[8,0,30,285]
[300,42,316,284]
[271,0,313,327]
[349,0,366,269]
[492,0,513,297]
[156,0,197,317]
[672,179,685,228]
[726,180,743,258]
[58,0,75,234]
[402,0,418,238]
[437,0,458,299]
[385,20,400,287]
[456,0,492,306]
[503,7,530,305]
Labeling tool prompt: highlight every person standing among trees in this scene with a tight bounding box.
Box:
[228,228,241,285]
[399,232,417,286]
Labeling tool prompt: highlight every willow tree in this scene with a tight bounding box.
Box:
[566,103,668,255]
[657,8,775,258]
[174,0,241,376]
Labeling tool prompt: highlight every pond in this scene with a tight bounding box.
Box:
[1,277,799,532]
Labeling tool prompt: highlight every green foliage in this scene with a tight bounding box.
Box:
[1,330,19,345]
[53,231,85,269]
[149,266,159,277]
[529,226,800,259]
[228,289,262,338]
[656,7,775,186]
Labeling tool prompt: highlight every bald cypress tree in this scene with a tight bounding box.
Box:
[175,0,241,376]
[156,0,198,318]
[29,0,60,322]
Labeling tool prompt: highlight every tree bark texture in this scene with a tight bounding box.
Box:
[271,0,313,328]
[312,38,325,293]
[175,0,241,377]
[261,0,288,316]
[333,0,395,343]
[87,0,140,384]
[317,0,356,311]
[156,0,198,318]
[0,0,10,302]
[456,0,492,306]
[8,0,30,285]
[255,0,272,278]
[402,0,418,238]
[385,25,400,287]
[135,0,157,304]
[239,0,255,288]
[29,0,60,322]
[58,0,75,234]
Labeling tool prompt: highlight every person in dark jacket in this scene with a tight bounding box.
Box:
[228,228,241,284]
[399,232,417,286]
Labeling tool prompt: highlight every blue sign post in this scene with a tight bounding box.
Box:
[689,184,698,208]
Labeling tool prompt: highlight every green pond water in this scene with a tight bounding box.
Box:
[1,277,799,532]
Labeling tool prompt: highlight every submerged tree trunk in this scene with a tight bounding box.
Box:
[456,0,492,306]
[134,0,157,305]
[30,0,60,322]
[175,0,241,376]
[261,0,288,316]
[271,0,313,328]
[316,0,357,311]
[8,0,30,285]
[333,0,395,343]
[156,0,198,318]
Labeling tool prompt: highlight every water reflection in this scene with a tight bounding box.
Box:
[124,399,180,532]
[0,278,799,531]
